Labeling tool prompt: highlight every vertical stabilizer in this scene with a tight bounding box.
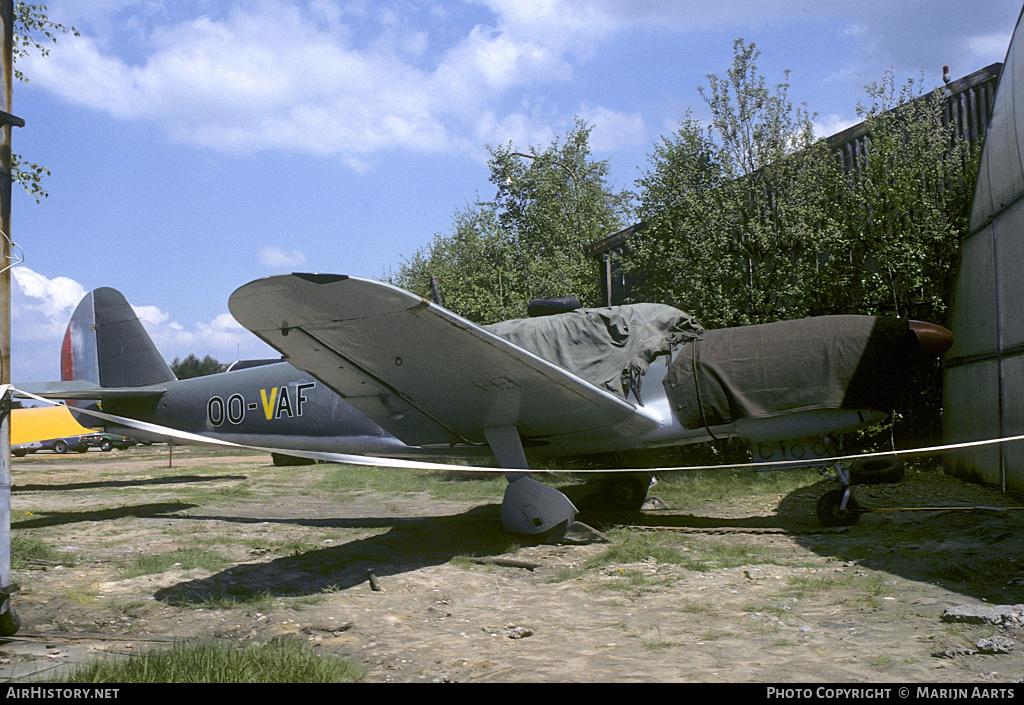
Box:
[61,288,176,388]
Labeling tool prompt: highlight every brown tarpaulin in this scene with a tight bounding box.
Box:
[664,315,915,429]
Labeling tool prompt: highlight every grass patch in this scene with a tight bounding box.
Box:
[162,588,286,610]
[315,464,506,502]
[547,567,584,583]
[781,571,894,602]
[119,547,228,578]
[599,567,663,596]
[584,532,691,570]
[651,467,822,509]
[699,630,735,642]
[743,602,790,616]
[551,530,798,585]
[783,574,850,598]
[690,540,785,569]
[678,600,710,614]
[11,534,74,568]
[643,639,676,650]
[60,639,363,683]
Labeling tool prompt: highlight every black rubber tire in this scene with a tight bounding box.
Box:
[271,453,317,467]
[598,474,651,511]
[848,457,904,485]
[100,440,113,452]
[816,489,861,527]
[0,603,19,637]
[53,440,68,454]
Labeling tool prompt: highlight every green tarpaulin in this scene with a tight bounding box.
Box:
[485,303,702,400]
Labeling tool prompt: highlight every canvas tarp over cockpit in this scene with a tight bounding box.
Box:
[484,303,702,402]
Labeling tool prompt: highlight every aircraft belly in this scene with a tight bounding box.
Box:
[192,432,413,456]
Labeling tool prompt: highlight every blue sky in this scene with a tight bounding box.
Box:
[7,0,1021,381]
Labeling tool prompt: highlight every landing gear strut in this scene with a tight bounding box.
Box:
[816,487,861,527]
[815,457,903,527]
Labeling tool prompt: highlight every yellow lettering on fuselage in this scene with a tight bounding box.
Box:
[260,387,278,420]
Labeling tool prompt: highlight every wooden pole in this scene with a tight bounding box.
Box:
[0,0,19,636]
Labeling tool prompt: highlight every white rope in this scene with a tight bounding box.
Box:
[11,386,1024,474]
[0,230,26,275]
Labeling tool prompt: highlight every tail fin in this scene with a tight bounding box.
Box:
[61,287,176,388]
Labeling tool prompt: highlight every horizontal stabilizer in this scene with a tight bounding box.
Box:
[16,381,168,400]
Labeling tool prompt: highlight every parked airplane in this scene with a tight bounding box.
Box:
[19,278,953,538]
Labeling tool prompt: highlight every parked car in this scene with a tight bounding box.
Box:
[12,433,137,456]
[13,434,97,456]
[91,433,137,452]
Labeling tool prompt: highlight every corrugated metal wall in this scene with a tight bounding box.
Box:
[944,8,1024,492]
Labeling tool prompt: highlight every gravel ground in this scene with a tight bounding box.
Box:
[1,446,1023,683]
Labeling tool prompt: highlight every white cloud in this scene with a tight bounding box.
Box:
[131,304,170,326]
[258,246,307,269]
[11,267,87,381]
[25,1,577,161]
[197,313,252,349]
[472,109,557,156]
[813,113,860,140]
[27,0,1020,169]
[9,266,271,380]
[578,104,646,152]
[12,267,86,334]
[25,0,658,164]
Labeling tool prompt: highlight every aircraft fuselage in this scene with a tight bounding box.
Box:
[102,361,414,456]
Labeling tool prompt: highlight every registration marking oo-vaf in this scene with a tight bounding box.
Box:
[208,383,316,426]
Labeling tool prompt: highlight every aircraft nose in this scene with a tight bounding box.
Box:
[908,320,954,363]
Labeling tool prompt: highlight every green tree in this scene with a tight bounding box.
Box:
[12,3,79,202]
[630,40,843,328]
[392,208,520,324]
[390,120,632,323]
[832,70,978,324]
[628,41,979,446]
[171,354,227,380]
[629,40,977,329]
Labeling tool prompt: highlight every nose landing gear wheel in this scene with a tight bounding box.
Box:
[816,488,861,527]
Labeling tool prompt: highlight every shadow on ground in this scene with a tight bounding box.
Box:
[783,473,1024,604]
[609,465,1024,604]
[152,504,520,606]
[14,475,248,493]
[13,502,198,529]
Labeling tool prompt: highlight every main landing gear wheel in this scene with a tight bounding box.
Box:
[816,489,861,527]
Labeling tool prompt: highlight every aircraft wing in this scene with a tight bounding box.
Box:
[229,274,660,449]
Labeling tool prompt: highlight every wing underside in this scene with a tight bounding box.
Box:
[229,274,660,451]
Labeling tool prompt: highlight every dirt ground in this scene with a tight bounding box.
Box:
[2,446,1024,683]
